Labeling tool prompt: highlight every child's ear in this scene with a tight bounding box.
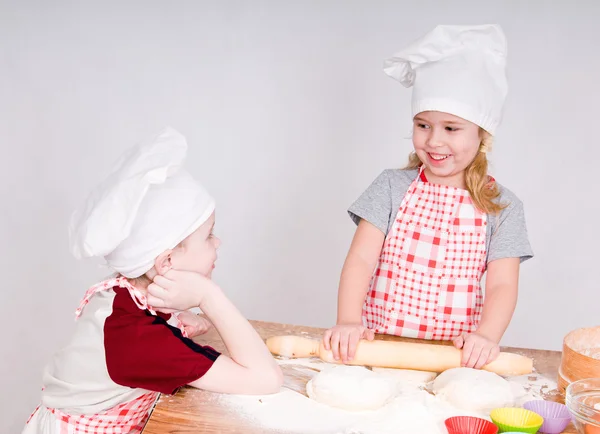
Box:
[154,250,173,276]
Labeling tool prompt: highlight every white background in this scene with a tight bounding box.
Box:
[1,1,599,432]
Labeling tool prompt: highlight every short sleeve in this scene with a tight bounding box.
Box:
[487,198,534,264]
[348,170,393,235]
[104,288,220,395]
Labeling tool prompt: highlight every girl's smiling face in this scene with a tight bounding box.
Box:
[412,111,483,188]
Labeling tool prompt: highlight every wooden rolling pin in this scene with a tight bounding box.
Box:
[266,335,533,377]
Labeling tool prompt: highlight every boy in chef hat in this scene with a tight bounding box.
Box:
[24,127,283,434]
[324,25,533,370]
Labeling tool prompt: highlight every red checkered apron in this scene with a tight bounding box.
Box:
[26,392,159,434]
[26,277,188,433]
[363,167,488,340]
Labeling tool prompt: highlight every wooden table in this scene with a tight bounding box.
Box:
[142,320,575,433]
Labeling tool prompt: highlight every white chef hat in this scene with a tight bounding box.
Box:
[69,127,215,278]
[383,24,508,135]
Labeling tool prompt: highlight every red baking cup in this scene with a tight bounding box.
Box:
[445,416,499,434]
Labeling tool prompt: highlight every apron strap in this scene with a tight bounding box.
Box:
[419,165,428,182]
[74,277,188,337]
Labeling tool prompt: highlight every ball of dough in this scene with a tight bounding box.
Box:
[432,367,514,413]
[306,365,396,411]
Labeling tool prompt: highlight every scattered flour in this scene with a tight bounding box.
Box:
[276,357,328,371]
[225,358,561,433]
[219,385,479,434]
[506,371,559,405]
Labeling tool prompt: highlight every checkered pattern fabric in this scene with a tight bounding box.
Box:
[75,276,188,337]
[363,167,487,340]
[28,391,159,433]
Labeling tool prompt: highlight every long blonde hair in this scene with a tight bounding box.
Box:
[405,130,506,215]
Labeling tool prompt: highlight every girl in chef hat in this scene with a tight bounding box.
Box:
[323,24,533,370]
[23,127,283,434]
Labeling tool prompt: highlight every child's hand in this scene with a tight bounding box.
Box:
[177,311,213,338]
[147,270,219,312]
[322,324,375,364]
[453,332,500,369]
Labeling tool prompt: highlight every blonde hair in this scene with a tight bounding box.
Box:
[405,130,506,215]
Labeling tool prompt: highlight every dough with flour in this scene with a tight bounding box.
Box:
[432,367,514,413]
[306,365,396,411]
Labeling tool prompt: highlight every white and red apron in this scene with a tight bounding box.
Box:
[25,391,159,434]
[25,277,187,434]
[363,167,488,340]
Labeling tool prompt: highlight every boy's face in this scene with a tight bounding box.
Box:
[170,212,220,278]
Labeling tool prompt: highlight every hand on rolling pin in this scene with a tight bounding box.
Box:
[147,270,218,313]
[177,311,213,337]
[453,332,500,369]
[323,324,375,363]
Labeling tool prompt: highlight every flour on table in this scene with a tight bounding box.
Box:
[220,388,353,433]
[276,357,329,371]
[217,362,559,433]
[217,367,480,433]
[506,371,558,404]
[219,385,475,434]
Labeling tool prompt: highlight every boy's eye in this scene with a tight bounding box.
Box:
[445,126,460,131]
[417,123,430,129]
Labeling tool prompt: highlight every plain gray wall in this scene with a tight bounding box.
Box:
[1,1,599,432]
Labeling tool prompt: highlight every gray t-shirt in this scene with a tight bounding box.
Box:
[348,169,533,264]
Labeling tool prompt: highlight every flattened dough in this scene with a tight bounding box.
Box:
[432,367,514,413]
[306,365,396,411]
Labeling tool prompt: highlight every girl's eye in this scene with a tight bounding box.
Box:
[445,126,460,132]
[417,123,430,129]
